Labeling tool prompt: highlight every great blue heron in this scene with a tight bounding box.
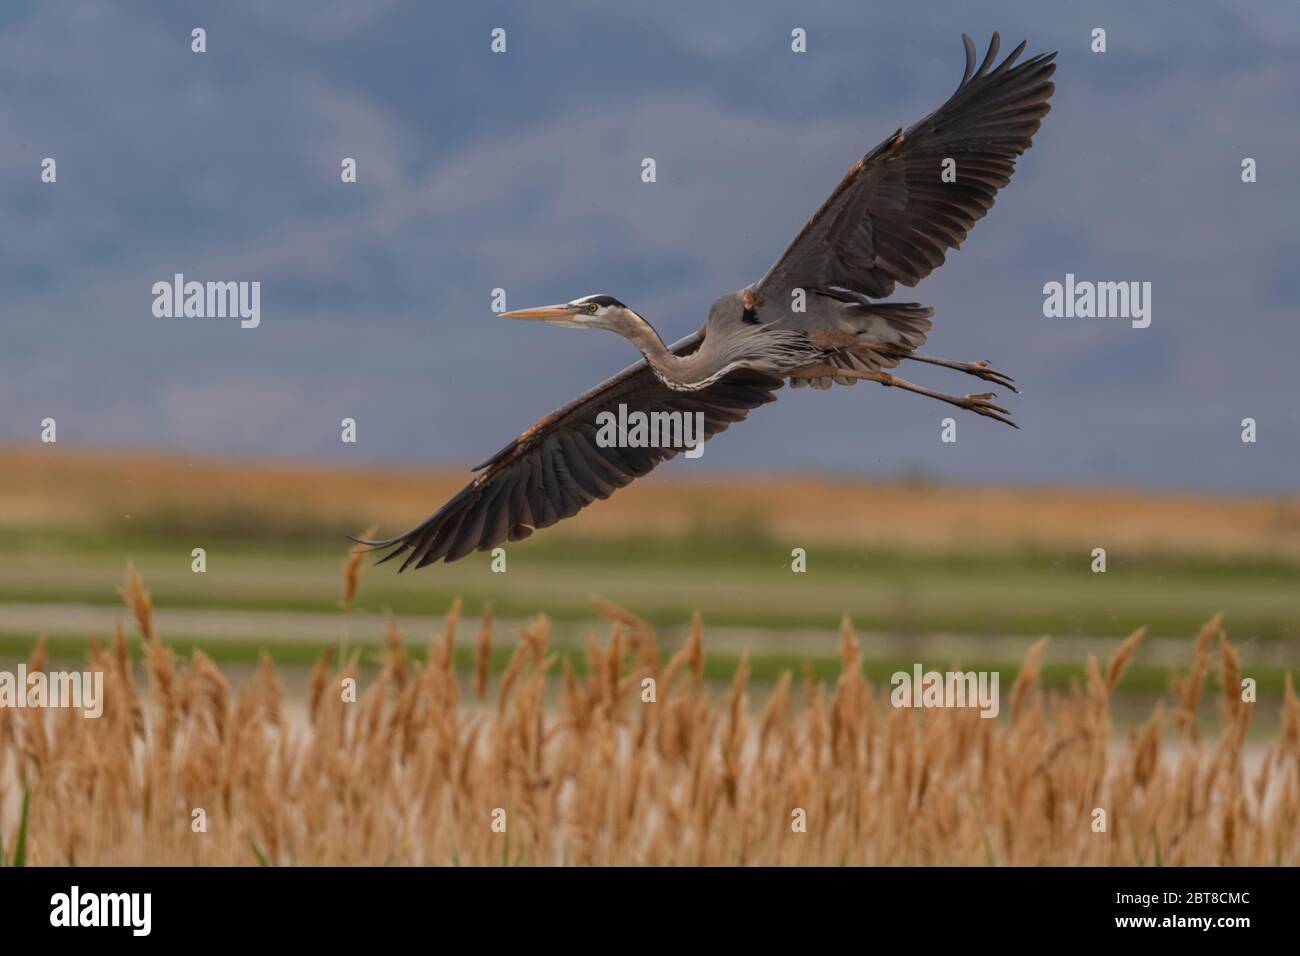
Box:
[358,33,1055,570]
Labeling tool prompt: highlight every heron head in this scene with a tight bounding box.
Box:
[501,294,639,331]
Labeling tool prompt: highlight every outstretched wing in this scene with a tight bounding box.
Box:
[357,332,783,570]
[754,33,1056,303]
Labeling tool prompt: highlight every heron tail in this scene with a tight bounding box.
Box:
[853,301,934,352]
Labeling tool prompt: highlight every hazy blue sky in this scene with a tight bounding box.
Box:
[2,1,1297,492]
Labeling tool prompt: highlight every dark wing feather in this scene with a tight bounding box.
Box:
[754,33,1056,303]
[357,332,783,570]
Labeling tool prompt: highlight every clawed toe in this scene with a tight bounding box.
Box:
[904,353,1020,393]
[971,362,1019,393]
[960,392,1018,428]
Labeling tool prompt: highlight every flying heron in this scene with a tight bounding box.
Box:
[357,33,1056,570]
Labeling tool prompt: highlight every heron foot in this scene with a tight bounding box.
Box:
[866,371,1018,428]
[903,353,1019,393]
[956,391,1018,428]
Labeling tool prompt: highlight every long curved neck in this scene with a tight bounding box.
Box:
[617,316,722,391]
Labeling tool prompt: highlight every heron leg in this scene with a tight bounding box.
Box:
[802,367,1016,428]
[902,353,1018,393]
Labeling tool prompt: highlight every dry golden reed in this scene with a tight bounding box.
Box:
[1,566,1297,866]
[339,525,377,613]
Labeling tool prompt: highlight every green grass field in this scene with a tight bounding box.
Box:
[1,449,1296,698]
[3,527,1297,698]
[3,526,1297,640]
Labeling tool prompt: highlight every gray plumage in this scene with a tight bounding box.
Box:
[357,33,1056,570]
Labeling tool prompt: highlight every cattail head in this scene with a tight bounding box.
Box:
[1010,637,1048,724]
[340,526,377,613]
[474,602,493,701]
[118,561,156,643]
[686,611,704,686]
[1106,627,1145,693]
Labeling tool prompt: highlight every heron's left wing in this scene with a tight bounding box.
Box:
[753,33,1055,304]
[355,333,783,570]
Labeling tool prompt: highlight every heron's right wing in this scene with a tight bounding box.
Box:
[356,332,784,570]
[753,33,1055,304]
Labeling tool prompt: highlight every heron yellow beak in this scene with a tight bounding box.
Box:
[501,304,578,321]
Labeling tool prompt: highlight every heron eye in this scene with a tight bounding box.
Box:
[587,303,598,314]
